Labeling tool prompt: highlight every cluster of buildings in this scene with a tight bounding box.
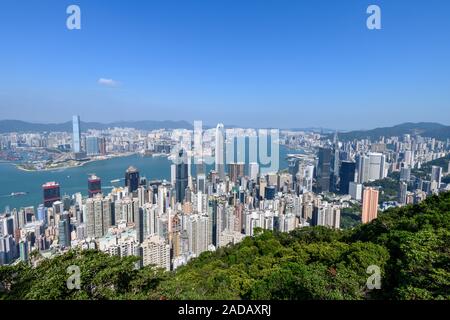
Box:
[1,117,450,270]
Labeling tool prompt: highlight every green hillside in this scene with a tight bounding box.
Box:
[333,122,450,141]
[1,192,450,300]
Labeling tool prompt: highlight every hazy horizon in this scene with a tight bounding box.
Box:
[2,118,450,133]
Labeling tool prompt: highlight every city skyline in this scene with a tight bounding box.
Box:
[1,0,449,304]
[1,1,450,129]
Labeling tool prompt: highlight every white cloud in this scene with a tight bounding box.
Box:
[98,78,120,87]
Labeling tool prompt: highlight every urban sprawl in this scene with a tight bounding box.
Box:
[1,116,450,270]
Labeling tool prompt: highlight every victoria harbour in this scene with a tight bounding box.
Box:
[0,145,295,211]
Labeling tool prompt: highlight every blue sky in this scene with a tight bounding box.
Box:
[0,0,449,130]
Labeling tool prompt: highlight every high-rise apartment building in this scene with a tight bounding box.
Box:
[311,203,340,229]
[362,187,379,224]
[141,235,171,271]
[85,195,111,238]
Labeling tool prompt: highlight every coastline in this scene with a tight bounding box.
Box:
[14,152,137,172]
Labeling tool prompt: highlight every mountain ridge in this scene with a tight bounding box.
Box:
[333,122,450,141]
[0,119,194,133]
[1,120,450,140]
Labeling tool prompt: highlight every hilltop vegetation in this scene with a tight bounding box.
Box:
[1,192,450,300]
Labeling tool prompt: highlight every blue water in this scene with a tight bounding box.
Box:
[0,145,299,211]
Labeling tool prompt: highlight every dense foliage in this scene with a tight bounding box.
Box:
[365,178,399,204]
[1,192,450,300]
[340,206,362,229]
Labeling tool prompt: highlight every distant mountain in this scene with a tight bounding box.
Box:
[0,120,193,133]
[334,122,450,141]
[287,127,336,134]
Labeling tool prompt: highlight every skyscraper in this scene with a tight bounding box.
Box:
[125,166,140,194]
[175,149,189,203]
[357,153,385,183]
[431,166,442,185]
[86,136,100,156]
[264,185,276,200]
[330,132,340,192]
[312,204,340,229]
[42,182,61,208]
[400,167,411,182]
[58,212,71,248]
[37,204,46,223]
[356,154,370,183]
[88,175,102,198]
[249,162,259,181]
[208,198,219,248]
[136,208,144,244]
[349,182,362,201]
[98,137,107,155]
[316,147,332,193]
[399,182,408,205]
[85,195,111,238]
[19,241,28,262]
[215,123,225,180]
[368,152,384,181]
[362,187,379,224]
[72,115,81,153]
[228,162,245,183]
[141,235,171,271]
[339,161,356,194]
[288,158,300,177]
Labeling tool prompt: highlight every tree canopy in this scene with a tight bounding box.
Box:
[1,192,450,300]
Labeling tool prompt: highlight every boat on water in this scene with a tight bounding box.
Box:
[11,192,27,197]
[110,179,121,183]
[152,153,168,157]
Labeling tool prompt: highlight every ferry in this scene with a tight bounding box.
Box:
[11,192,27,197]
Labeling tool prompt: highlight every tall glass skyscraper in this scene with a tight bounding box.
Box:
[215,123,225,180]
[175,149,189,203]
[125,166,140,193]
[339,161,356,195]
[72,115,81,153]
[317,147,332,193]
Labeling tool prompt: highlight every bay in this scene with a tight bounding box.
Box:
[0,145,300,211]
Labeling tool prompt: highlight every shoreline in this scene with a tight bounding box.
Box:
[14,152,137,172]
